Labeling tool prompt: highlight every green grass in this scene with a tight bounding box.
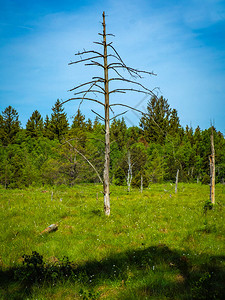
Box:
[0,183,225,299]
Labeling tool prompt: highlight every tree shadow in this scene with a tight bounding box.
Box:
[0,244,225,299]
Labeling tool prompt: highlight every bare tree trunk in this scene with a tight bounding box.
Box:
[140,175,143,193]
[175,169,179,194]
[127,151,132,192]
[103,11,110,216]
[209,127,215,204]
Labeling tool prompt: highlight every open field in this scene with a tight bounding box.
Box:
[0,183,225,299]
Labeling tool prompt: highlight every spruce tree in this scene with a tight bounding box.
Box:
[110,118,127,151]
[50,99,69,141]
[1,106,21,145]
[43,115,52,139]
[26,110,44,138]
[140,96,171,144]
[71,109,86,129]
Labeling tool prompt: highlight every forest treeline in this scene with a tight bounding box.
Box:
[0,97,225,188]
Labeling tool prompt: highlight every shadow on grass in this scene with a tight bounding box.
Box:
[0,244,225,299]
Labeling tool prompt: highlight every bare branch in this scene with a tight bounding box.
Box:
[109,110,128,121]
[85,60,104,69]
[109,88,153,95]
[110,67,125,79]
[110,103,144,114]
[109,77,155,95]
[63,139,103,183]
[77,80,104,110]
[108,63,156,78]
[69,55,102,65]
[69,80,103,92]
[61,97,104,107]
[74,89,104,96]
[98,33,115,37]
[91,109,105,121]
[75,50,104,58]
[93,41,104,46]
[107,44,135,77]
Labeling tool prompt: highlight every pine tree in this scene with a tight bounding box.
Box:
[168,108,182,137]
[43,115,52,139]
[1,106,21,145]
[110,118,127,151]
[140,96,171,144]
[49,99,69,141]
[0,114,4,144]
[71,109,86,129]
[26,110,44,138]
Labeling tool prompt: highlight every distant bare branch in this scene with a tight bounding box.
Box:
[63,139,103,183]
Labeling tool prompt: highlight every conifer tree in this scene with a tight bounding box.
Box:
[50,99,69,141]
[140,96,171,144]
[43,115,52,139]
[1,106,21,145]
[0,114,4,144]
[26,110,44,138]
[71,109,86,129]
[110,118,127,151]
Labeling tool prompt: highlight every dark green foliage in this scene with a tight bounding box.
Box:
[202,174,210,185]
[110,117,127,151]
[26,110,44,138]
[203,199,214,213]
[71,109,87,130]
[49,99,69,141]
[140,96,181,144]
[0,106,21,145]
[14,251,75,284]
[1,97,225,188]
[114,166,126,185]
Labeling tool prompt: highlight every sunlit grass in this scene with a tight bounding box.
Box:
[0,183,224,299]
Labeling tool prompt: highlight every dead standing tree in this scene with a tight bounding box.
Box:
[62,12,156,216]
[209,126,215,204]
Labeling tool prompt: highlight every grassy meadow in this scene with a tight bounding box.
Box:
[0,183,224,299]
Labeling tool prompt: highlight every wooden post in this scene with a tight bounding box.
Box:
[103,11,110,216]
[209,127,215,204]
[175,169,179,194]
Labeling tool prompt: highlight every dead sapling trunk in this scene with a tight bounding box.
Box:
[140,175,143,193]
[61,11,157,215]
[209,127,215,205]
[175,169,179,194]
[127,151,133,192]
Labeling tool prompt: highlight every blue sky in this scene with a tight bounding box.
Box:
[0,0,225,133]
